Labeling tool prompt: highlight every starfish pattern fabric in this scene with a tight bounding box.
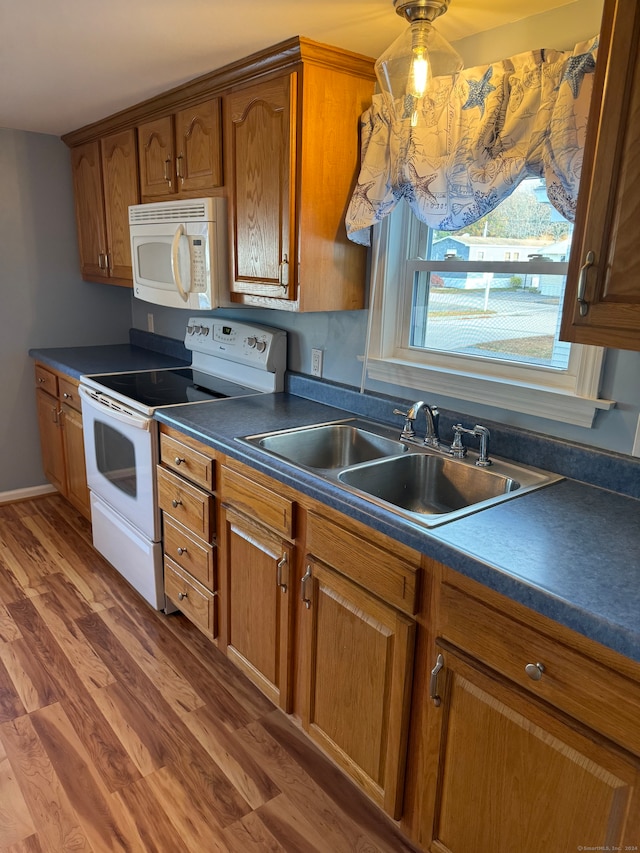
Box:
[345,36,598,246]
[462,67,497,117]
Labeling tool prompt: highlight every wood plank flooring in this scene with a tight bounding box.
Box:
[0,496,419,853]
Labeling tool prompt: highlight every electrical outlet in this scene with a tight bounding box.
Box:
[147,313,154,333]
[632,414,640,457]
[311,348,323,377]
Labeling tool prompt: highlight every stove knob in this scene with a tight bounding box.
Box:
[200,325,209,336]
[247,336,257,348]
[255,340,267,353]
[193,324,202,335]
[187,324,194,334]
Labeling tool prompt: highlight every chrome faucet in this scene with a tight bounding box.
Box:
[393,401,440,447]
[393,403,492,466]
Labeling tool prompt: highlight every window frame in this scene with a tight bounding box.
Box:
[363,203,614,428]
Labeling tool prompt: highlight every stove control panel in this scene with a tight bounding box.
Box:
[185,318,287,390]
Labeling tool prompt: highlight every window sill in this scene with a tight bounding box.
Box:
[366,358,615,428]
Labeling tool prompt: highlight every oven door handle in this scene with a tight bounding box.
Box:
[79,385,153,431]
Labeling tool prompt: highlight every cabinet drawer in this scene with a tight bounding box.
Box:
[157,466,214,541]
[220,466,294,539]
[438,582,640,756]
[165,557,217,637]
[160,433,214,490]
[35,364,58,397]
[306,512,419,615]
[58,376,81,412]
[163,516,216,590]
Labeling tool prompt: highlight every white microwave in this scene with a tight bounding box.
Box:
[129,197,229,310]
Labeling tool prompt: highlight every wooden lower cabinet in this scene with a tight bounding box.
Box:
[300,556,416,820]
[221,505,294,710]
[422,644,640,853]
[34,363,90,518]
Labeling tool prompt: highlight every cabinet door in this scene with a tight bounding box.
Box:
[138,115,175,198]
[175,98,223,193]
[421,644,640,852]
[222,507,293,710]
[36,389,66,494]
[228,74,296,300]
[70,141,108,280]
[561,0,640,349]
[61,403,90,519]
[100,129,139,283]
[300,558,415,819]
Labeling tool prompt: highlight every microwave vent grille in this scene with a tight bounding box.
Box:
[129,198,215,224]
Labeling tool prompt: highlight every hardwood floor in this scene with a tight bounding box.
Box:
[0,496,419,853]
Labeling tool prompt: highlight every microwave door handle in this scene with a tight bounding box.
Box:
[171,225,190,302]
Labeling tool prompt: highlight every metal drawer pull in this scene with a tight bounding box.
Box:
[525,662,545,681]
[174,456,186,466]
[301,565,312,609]
[63,392,72,399]
[178,591,187,601]
[176,547,187,556]
[577,250,595,316]
[171,498,182,508]
[430,653,444,707]
[277,554,288,593]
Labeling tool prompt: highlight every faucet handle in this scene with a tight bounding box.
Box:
[393,408,416,439]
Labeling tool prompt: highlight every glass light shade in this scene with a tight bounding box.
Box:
[375,20,463,122]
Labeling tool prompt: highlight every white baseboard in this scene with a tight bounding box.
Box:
[0,484,57,505]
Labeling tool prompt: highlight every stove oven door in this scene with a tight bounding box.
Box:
[79,386,160,541]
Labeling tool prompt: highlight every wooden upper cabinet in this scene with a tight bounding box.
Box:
[70,141,108,281]
[138,98,223,199]
[70,130,139,286]
[228,75,294,301]
[100,130,139,281]
[175,99,223,193]
[561,0,640,350]
[227,48,375,311]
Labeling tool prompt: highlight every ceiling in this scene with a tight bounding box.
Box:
[1,0,577,137]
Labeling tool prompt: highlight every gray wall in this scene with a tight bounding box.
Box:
[1,129,131,495]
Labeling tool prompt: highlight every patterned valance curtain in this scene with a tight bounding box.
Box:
[345,37,598,246]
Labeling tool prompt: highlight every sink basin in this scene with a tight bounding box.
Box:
[243,422,406,470]
[338,451,560,526]
[238,418,563,528]
[339,453,519,515]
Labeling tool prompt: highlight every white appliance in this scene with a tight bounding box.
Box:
[129,197,229,310]
[79,319,287,610]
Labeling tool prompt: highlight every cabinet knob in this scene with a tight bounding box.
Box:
[172,498,182,508]
[525,662,545,681]
[174,457,185,466]
[178,591,187,601]
[176,547,187,556]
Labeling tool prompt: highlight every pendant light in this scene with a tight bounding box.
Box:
[375,0,463,124]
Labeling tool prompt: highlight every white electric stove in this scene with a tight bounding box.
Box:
[79,319,287,609]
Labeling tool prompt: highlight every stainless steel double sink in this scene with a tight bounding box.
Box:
[237,419,563,528]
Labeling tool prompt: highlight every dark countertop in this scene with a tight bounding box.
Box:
[28,338,640,666]
[154,393,640,666]
[29,330,189,379]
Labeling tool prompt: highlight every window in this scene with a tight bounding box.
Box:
[364,180,613,427]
